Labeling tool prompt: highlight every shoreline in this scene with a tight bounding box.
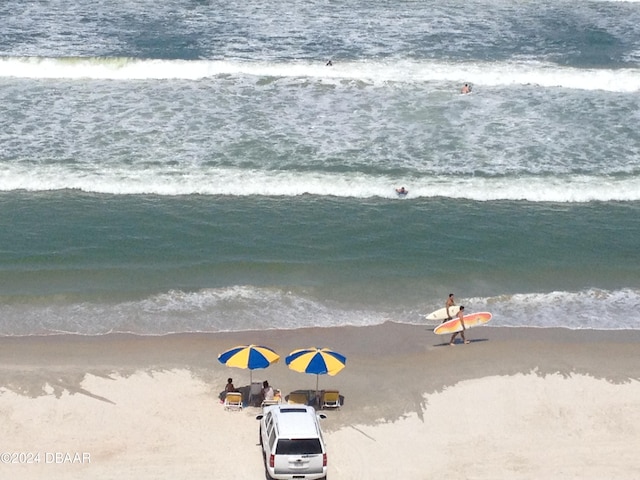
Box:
[2,324,640,407]
[1,324,639,479]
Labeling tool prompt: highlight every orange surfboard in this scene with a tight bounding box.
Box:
[433,312,492,335]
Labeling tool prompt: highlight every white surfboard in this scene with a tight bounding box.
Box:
[424,305,461,321]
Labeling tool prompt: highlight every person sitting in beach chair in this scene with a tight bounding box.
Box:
[224,378,237,396]
[262,388,282,408]
[219,377,238,402]
[262,380,274,403]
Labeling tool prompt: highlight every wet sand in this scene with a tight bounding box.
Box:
[1,323,639,479]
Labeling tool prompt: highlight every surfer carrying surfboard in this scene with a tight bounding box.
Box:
[445,293,456,321]
[449,306,469,346]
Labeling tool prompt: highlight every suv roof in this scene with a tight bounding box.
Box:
[265,406,321,438]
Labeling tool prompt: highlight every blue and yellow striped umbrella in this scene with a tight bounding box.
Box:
[285,347,346,397]
[218,344,280,384]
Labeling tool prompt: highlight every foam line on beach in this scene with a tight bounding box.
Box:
[2,287,639,336]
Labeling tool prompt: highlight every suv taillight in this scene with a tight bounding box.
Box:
[323,453,327,466]
[270,454,275,468]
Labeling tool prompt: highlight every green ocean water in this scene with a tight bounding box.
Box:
[1,0,639,334]
[1,192,638,334]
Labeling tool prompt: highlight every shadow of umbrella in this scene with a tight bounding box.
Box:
[285,347,346,405]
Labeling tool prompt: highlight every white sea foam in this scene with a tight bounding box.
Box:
[0,287,637,336]
[469,289,640,330]
[1,56,639,92]
[2,164,639,202]
[0,286,384,336]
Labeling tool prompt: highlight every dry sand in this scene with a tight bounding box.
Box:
[1,323,639,479]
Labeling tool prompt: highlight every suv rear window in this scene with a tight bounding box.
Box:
[275,439,323,455]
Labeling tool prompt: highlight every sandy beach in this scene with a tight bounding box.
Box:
[1,323,639,479]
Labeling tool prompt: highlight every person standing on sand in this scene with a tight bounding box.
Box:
[449,306,469,346]
[445,293,456,320]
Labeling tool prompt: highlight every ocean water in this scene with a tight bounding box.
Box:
[1,0,639,335]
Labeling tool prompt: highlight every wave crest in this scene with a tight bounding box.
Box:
[2,56,639,92]
[2,165,639,202]
[0,287,638,336]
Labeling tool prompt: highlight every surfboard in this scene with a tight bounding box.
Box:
[433,312,492,335]
[424,305,461,321]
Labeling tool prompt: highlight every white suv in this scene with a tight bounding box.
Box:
[256,405,328,480]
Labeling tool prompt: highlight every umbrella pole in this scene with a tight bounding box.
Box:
[249,370,253,407]
[316,375,319,407]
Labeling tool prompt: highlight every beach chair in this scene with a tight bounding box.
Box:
[287,391,308,405]
[262,389,282,408]
[223,392,243,411]
[249,382,262,406]
[261,389,282,408]
[321,390,341,409]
